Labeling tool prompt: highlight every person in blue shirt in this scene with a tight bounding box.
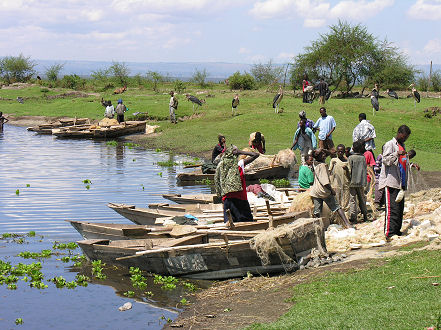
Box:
[313,107,336,150]
[291,118,317,164]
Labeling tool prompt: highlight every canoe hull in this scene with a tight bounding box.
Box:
[52,121,146,139]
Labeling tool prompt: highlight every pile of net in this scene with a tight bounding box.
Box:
[98,118,119,127]
[242,148,297,171]
[249,219,325,268]
[288,190,314,214]
[325,189,441,252]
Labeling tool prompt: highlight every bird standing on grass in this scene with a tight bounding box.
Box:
[370,84,379,116]
[231,94,240,116]
[273,86,283,113]
[409,84,420,108]
[186,94,203,113]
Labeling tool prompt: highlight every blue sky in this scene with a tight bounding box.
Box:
[0,0,440,64]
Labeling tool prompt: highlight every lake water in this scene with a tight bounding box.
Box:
[0,125,212,329]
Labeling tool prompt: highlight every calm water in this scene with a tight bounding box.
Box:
[0,125,211,329]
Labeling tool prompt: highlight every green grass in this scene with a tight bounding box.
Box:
[2,85,440,170]
[249,250,441,329]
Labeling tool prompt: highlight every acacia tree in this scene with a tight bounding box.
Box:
[290,21,415,93]
[192,68,208,87]
[251,60,283,86]
[45,63,65,81]
[109,61,130,86]
[0,54,36,83]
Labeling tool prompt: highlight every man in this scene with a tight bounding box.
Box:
[291,118,317,164]
[379,125,414,239]
[212,134,226,163]
[309,149,352,229]
[0,112,9,132]
[104,101,115,119]
[297,110,314,129]
[348,140,369,223]
[214,146,259,223]
[169,91,178,124]
[298,154,314,189]
[329,144,350,213]
[302,75,310,104]
[313,107,336,150]
[249,132,266,154]
[115,99,127,124]
[316,78,328,105]
[352,113,376,157]
[231,94,240,116]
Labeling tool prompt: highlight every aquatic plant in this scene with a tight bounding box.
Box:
[106,141,118,146]
[15,318,23,325]
[82,179,92,184]
[158,172,162,177]
[30,280,48,289]
[124,142,139,149]
[155,148,162,152]
[181,281,197,292]
[91,260,106,280]
[129,267,147,290]
[124,290,135,297]
[16,189,20,195]
[180,298,188,305]
[75,274,90,287]
[50,276,67,288]
[85,185,91,190]
[156,160,178,167]
[153,274,178,290]
[52,242,78,250]
[27,231,36,237]
[18,249,52,259]
[26,184,30,187]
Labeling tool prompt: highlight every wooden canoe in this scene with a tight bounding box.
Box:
[176,165,291,184]
[162,193,221,204]
[27,118,90,134]
[77,217,325,280]
[68,210,310,241]
[52,121,146,139]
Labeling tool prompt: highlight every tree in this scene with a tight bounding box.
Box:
[290,21,416,93]
[251,60,283,86]
[173,79,186,94]
[109,61,130,86]
[45,63,65,82]
[228,72,256,90]
[91,68,110,82]
[146,71,164,92]
[192,69,208,87]
[0,54,36,83]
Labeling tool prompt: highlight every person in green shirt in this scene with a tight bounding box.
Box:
[298,154,314,189]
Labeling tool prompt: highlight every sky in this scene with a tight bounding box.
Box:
[0,0,440,65]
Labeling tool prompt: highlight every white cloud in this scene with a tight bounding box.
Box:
[407,0,441,20]
[423,39,441,54]
[277,52,295,61]
[248,54,268,63]
[250,0,394,27]
[239,47,251,54]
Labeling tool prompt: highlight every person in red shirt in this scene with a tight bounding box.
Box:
[364,147,376,193]
[302,74,310,104]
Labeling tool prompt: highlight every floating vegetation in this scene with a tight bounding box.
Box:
[124,290,135,297]
[91,260,106,280]
[180,298,188,305]
[27,231,36,237]
[182,161,198,166]
[85,185,90,190]
[196,178,213,185]
[15,318,23,325]
[52,242,78,250]
[141,184,145,191]
[26,184,30,187]
[155,148,162,152]
[18,250,52,259]
[129,267,147,290]
[15,189,20,195]
[181,281,197,292]
[132,159,136,162]
[106,141,118,146]
[158,172,163,177]
[259,179,270,184]
[82,179,92,184]
[153,274,178,290]
[124,142,139,149]
[50,276,67,288]
[156,160,178,167]
[75,274,90,287]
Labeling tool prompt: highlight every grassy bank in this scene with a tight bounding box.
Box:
[250,249,441,329]
[2,84,441,170]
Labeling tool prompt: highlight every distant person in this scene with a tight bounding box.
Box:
[297,110,314,129]
[302,74,310,104]
[212,134,226,163]
[104,101,115,119]
[316,78,328,105]
[231,94,240,116]
[0,112,9,132]
[348,140,369,223]
[353,113,376,158]
[298,154,315,189]
[115,99,127,124]
[169,91,178,124]
[291,118,317,164]
[313,107,336,150]
[214,146,259,223]
[379,125,416,239]
[329,144,350,213]
[309,148,352,228]
[249,131,266,154]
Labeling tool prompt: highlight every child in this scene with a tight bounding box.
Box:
[0,112,9,132]
[395,149,419,202]
[298,154,314,189]
[348,140,368,223]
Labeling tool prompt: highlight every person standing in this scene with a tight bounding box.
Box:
[104,101,115,119]
[169,91,178,124]
[379,125,413,239]
[231,94,240,116]
[291,118,317,164]
[298,154,315,189]
[297,110,314,129]
[348,140,369,223]
[309,149,352,228]
[212,134,226,163]
[0,112,9,132]
[313,107,336,150]
[214,146,259,223]
[352,113,376,158]
[302,74,310,104]
[115,99,127,124]
[329,144,350,213]
[249,132,266,154]
[316,78,328,105]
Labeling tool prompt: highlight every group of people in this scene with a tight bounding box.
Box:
[103,99,127,123]
[295,108,419,238]
[213,105,419,240]
[302,75,329,105]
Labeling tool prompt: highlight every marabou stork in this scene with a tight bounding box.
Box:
[386,89,398,99]
[272,86,283,113]
[370,95,379,115]
[186,94,203,113]
[409,84,420,108]
[231,94,240,116]
[17,97,24,104]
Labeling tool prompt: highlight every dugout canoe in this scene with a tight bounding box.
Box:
[162,193,221,204]
[176,165,290,184]
[27,118,90,134]
[77,217,325,280]
[51,121,146,139]
[67,210,310,241]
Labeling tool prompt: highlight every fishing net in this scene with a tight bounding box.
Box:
[249,219,325,268]
[288,190,314,214]
[99,118,119,127]
[241,148,297,171]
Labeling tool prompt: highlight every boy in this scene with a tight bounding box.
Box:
[395,149,419,202]
[298,154,314,189]
[348,140,369,223]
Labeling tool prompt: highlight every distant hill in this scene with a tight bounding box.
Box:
[34,60,255,81]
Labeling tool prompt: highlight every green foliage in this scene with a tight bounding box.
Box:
[173,79,186,94]
[156,160,178,167]
[16,189,19,195]
[45,63,65,82]
[228,71,256,90]
[15,318,23,325]
[27,231,36,237]
[91,68,110,83]
[106,141,118,146]
[271,178,291,187]
[192,68,208,87]
[0,54,36,83]
[91,260,106,279]
[52,241,78,250]
[181,281,197,292]
[154,274,178,290]
[129,267,147,290]
[124,290,135,297]
[109,61,130,86]
[60,74,85,90]
[251,60,283,86]
[147,71,164,92]
[18,250,52,259]
[75,274,90,287]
